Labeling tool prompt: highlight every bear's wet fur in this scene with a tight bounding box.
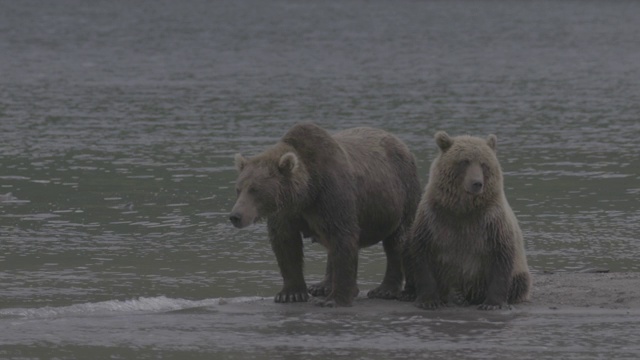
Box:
[231,122,421,307]
[402,131,531,310]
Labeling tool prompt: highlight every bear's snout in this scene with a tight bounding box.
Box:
[229,212,243,228]
[464,163,484,195]
[469,180,484,194]
[229,197,258,229]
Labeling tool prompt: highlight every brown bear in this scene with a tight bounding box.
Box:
[230,122,421,307]
[403,131,531,310]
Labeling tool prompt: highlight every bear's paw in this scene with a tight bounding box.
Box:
[367,284,401,300]
[415,298,443,310]
[308,281,331,297]
[477,302,512,311]
[274,289,309,303]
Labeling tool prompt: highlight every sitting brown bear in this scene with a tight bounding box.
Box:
[230,122,421,307]
[403,131,531,310]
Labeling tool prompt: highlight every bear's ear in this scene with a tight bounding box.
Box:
[234,153,248,172]
[278,152,299,175]
[435,131,453,152]
[486,134,497,152]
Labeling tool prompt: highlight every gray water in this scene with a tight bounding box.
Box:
[1,0,640,358]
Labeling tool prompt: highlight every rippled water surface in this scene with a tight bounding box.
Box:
[1,0,640,358]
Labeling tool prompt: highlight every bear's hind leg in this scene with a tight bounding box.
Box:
[309,259,333,297]
[398,237,417,302]
[319,234,359,307]
[368,227,405,300]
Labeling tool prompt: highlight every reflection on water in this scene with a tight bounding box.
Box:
[1,0,640,358]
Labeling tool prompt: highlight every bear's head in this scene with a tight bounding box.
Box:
[428,131,503,212]
[229,147,310,229]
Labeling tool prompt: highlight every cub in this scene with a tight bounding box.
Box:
[404,131,531,310]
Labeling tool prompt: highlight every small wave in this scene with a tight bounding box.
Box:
[0,296,264,319]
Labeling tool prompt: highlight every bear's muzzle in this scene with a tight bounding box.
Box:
[229,212,243,228]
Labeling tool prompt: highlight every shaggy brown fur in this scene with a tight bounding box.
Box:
[402,131,531,310]
[230,122,421,307]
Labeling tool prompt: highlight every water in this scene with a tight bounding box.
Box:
[1,0,639,358]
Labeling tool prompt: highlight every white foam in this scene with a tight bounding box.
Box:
[0,296,264,319]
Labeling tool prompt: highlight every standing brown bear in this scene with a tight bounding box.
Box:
[403,131,531,310]
[230,122,421,307]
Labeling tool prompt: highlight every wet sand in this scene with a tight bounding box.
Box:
[524,271,640,311]
[5,273,637,360]
[400,271,640,312]
[341,271,640,314]
[244,272,640,315]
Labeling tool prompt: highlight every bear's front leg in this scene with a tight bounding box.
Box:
[478,280,511,310]
[414,261,443,310]
[478,245,513,310]
[268,219,308,303]
[398,245,417,302]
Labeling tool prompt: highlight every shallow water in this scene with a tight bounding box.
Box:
[1,0,640,358]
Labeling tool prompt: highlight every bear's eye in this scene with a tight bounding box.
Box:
[481,163,491,174]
